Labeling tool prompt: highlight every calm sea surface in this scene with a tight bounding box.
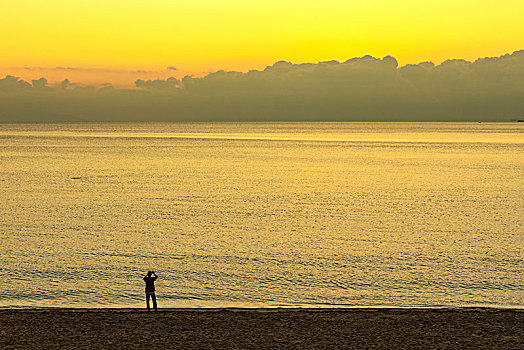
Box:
[0,122,523,308]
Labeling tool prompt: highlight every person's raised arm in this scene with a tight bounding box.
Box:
[152,271,158,279]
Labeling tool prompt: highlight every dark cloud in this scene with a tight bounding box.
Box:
[60,79,71,89]
[135,77,181,89]
[1,50,523,122]
[31,78,48,89]
[0,75,32,91]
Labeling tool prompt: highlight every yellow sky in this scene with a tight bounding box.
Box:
[1,0,522,86]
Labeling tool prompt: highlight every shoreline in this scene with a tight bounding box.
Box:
[1,306,524,311]
[2,307,522,349]
[2,304,524,310]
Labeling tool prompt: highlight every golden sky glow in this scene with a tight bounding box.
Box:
[1,0,523,86]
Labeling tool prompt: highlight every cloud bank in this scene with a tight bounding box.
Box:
[1,50,523,122]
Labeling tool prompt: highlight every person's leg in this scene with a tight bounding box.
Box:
[151,292,157,311]
[146,292,151,311]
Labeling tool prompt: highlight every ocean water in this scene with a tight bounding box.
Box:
[0,122,522,308]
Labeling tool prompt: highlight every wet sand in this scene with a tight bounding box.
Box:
[1,308,522,349]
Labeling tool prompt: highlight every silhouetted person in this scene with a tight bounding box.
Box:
[144,271,158,311]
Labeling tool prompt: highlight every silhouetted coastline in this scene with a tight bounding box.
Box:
[1,308,522,349]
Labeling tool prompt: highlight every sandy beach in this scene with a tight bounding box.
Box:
[1,308,522,349]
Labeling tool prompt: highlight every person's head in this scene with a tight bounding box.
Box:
[147,271,152,277]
